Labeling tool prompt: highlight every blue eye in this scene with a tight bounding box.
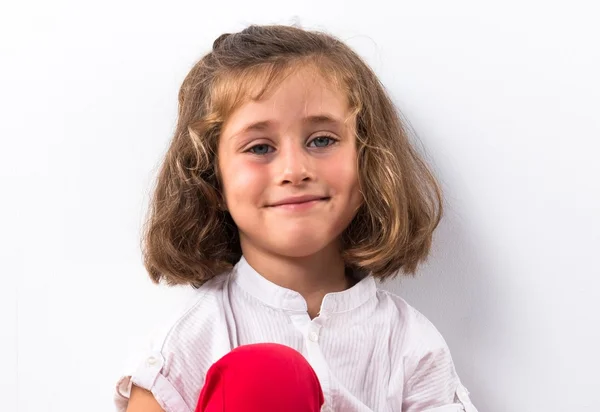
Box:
[308,136,336,148]
[248,144,273,155]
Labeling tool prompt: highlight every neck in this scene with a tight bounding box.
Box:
[240,239,352,318]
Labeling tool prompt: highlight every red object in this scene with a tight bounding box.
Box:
[195,343,324,412]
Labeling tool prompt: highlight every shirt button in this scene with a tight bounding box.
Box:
[146,356,157,365]
[308,331,319,342]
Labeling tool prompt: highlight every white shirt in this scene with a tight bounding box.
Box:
[114,256,477,412]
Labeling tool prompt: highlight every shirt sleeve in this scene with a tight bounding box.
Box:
[113,283,227,412]
[113,291,205,412]
[114,350,192,412]
[401,309,478,412]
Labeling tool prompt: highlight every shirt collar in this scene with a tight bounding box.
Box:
[232,256,377,315]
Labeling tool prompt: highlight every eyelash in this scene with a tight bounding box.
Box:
[246,135,339,155]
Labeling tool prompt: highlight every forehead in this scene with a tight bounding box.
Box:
[217,62,354,136]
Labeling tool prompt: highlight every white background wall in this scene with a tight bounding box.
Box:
[1,0,598,411]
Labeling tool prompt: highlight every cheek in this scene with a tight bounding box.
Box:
[322,150,360,194]
[221,158,267,203]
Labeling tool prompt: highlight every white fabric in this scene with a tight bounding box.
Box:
[114,256,477,412]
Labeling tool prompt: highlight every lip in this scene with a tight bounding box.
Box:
[268,195,330,207]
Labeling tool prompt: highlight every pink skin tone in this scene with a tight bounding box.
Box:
[217,65,362,317]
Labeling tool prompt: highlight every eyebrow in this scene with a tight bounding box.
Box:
[303,114,344,127]
[229,114,345,140]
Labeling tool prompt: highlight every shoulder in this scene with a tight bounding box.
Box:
[129,274,229,354]
[376,289,478,410]
[375,287,450,354]
[157,275,230,349]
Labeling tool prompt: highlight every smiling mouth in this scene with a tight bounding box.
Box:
[267,196,331,208]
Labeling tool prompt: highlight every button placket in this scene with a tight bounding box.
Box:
[290,314,331,408]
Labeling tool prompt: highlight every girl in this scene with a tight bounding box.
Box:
[115,24,478,412]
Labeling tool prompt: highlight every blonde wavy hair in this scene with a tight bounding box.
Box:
[143,24,443,286]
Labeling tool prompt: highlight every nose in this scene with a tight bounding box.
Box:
[276,141,314,186]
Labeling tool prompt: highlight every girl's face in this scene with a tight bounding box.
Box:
[218,65,362,259]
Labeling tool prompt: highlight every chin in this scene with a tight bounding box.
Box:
[238,222,345,258]
[269,233,335,258]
